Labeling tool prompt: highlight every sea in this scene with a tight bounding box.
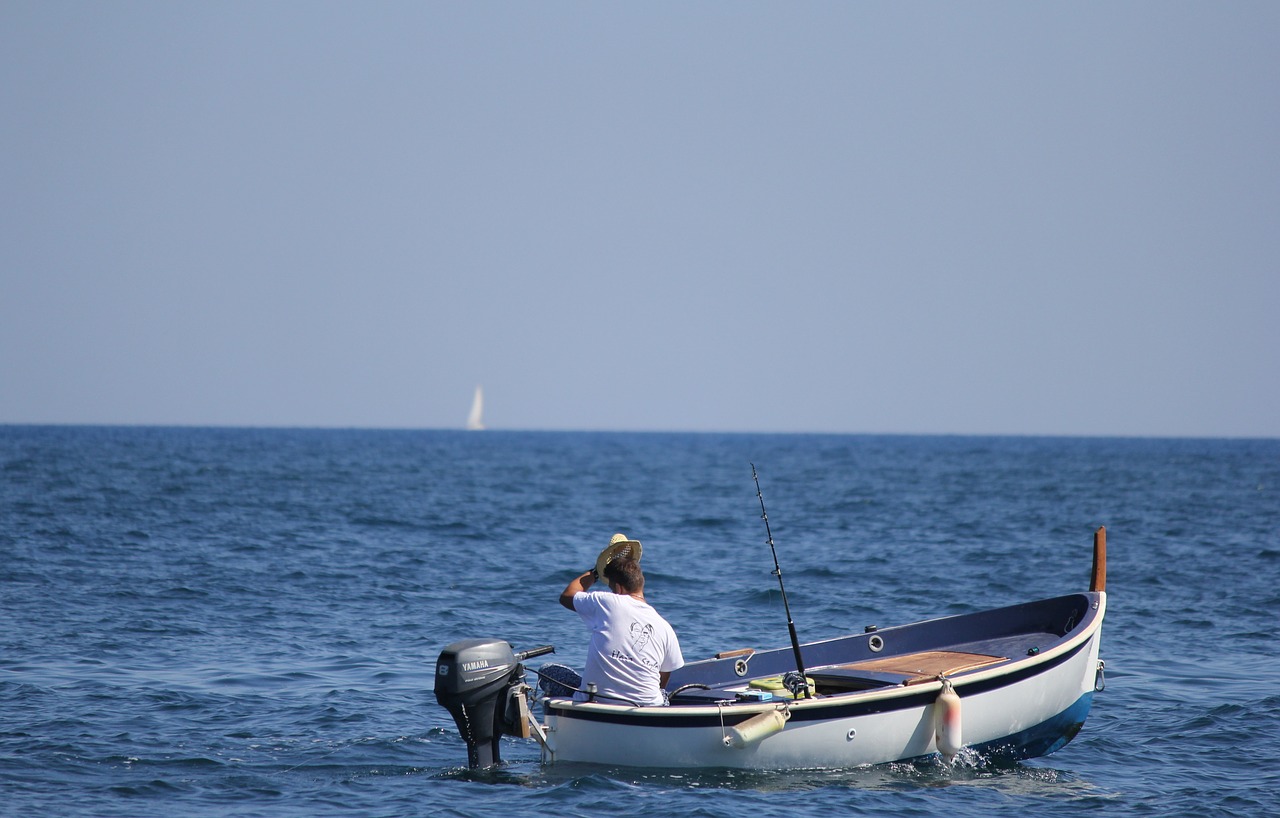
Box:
[2,426,1278,817]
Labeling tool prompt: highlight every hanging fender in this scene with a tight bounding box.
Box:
[725,706,790,748]
[934,678,963,760]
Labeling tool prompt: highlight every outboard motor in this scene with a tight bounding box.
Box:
[434,638,554,768]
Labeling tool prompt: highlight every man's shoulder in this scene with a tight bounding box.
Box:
[573,589,612,611]
[632,601,675,627]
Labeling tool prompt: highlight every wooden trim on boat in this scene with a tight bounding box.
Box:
[1090,526,1107,592]
[830,650,1008,685]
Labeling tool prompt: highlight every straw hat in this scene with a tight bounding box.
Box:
[595,532,643,580]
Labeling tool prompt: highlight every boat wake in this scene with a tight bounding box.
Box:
[457,751,1110,798]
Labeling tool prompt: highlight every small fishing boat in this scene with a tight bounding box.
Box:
[435,501,1108,770]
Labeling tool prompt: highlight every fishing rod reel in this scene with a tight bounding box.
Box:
[434,639,554,768]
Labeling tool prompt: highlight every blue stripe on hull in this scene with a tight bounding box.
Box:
[970,691,1094,761]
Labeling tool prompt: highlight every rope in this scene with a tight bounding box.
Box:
[528,665,643,707]
[274,734,384,775]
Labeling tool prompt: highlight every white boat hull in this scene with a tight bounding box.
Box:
[541,594,1104,769]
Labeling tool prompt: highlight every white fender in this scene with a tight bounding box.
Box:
[934,678,963,760]
[726,708,789,748]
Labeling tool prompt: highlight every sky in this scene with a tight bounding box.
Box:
[2,2,1277,437]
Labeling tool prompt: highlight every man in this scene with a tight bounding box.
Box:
[558,541,684,706]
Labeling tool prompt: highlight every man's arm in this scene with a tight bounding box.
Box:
[558,569,597,611]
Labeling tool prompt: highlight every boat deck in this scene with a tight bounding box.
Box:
[669,629,1057,705]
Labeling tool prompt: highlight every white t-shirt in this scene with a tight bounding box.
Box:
[572,590,684,706]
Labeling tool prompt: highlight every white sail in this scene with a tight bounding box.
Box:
[466,385,485,430]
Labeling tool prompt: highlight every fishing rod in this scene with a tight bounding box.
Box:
[751,464,808,693]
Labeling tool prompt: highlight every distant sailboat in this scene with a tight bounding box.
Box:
[466,386,485,431]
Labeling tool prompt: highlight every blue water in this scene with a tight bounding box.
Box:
[2,427,1278,817]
